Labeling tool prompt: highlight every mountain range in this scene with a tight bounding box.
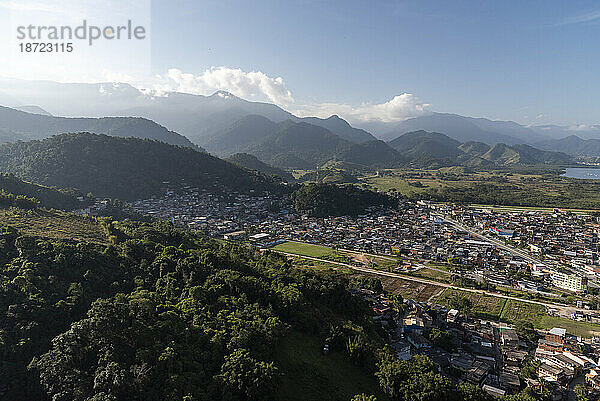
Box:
[5,78,599,150]
[0,77,597,165]
[0,105,199,149]
[388,130,572,167]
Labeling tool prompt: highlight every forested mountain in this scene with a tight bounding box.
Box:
[0,133,282,200]
[298,115,377,143]
[388,130,462,166]
[535,135,600,157]
[366,113,546,144]
[387,131,572,167]
[243,122,403,169]
[226,152,295,182]
[201,114,280,155]
[0,105,199,148]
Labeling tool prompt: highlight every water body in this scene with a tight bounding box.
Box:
[561,167,600,180]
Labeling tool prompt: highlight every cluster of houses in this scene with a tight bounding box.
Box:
[257,202,595,306]
[355,288,600,399]
[440,205,600,287]
[127,186,287,237]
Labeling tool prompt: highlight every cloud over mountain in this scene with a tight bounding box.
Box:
[293,93,431,123]
[157,67,295,106]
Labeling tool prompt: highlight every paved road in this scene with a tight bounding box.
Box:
[271,249,589,316]
[432,213,546,267]
[434,213,600,288]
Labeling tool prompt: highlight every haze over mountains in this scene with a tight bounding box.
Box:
[0,105,199,149]
[0,77,596,179]
[3,78,600,151]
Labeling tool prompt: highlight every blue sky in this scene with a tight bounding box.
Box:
[1,0,599,125]
[150,0,600,125]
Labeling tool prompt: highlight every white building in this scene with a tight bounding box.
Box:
[551,272,587,292]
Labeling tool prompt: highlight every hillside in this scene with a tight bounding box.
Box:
[0,173,86,210]
[387,131,572,167]
[0,133,281,200]
[388,130,462,166]
[202,114,280,155]
[226,152,295,182]
[244,122,403,169]
[298,115,377,143]
[0,105,199,149]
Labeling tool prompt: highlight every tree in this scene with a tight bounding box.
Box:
[217,349,279,401]
[574,384,589,401]
[351,394,377,401]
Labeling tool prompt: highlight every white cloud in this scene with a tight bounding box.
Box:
[160,67,294,106]
[557,9,600,26]
[100,66,431,123]
[292,93,431,123]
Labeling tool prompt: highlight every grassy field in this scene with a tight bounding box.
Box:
[273,331,386,401]
[376,275,444,302]
[0,208,108,244]
[499,299,600,337]
[435,288,506,321]
[408,267,453,283]
[272,241,399,269]
[272,241,336,258]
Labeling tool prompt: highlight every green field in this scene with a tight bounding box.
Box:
[272,241,336,258]
[500,299,600,337]
[409,267,453,283]
[272,241,398,270]
[0,208,108,244]
[273,331,386,401]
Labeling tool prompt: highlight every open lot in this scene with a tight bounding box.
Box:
[434,288,506,321]
[0,208,108,244]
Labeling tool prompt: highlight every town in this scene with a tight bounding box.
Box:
[101,185,600,399]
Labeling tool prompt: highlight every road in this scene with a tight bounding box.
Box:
[270,249,588,316]
[432,213,546,267]
[434,212,599,287]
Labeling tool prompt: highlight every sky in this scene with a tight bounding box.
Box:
[1,0,600,126]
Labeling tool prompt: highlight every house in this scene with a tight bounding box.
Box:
[499,370,521,394]
[538,363,565,382]
[546,328,566,345]
[467,360,491,385]
[407,332,431,350]
[483,384,506,397]
[391,340,411,361]
[500,329,519,349]
[447,309,459,323]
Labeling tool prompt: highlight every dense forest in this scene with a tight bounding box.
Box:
[291,183,397,217]
[0,133,284,201]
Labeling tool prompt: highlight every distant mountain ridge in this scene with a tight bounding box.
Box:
[535,135,600,157]
[388,130,572,167]
[6,77,600,152]
[371,113,547,145]
[0,105,200,149]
